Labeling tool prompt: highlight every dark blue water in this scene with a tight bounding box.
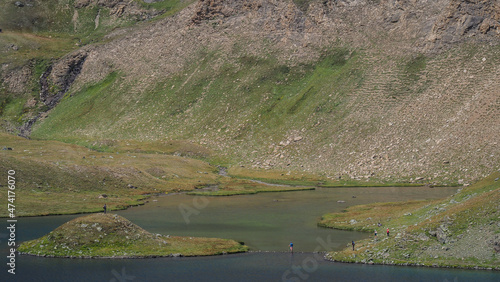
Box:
[5,252,499,281]
[2,187,499,281]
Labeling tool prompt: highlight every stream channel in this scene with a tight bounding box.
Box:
[4,186,500,281]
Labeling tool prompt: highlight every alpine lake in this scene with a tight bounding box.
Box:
[4,186,500,281]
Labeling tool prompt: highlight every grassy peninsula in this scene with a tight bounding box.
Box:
[320,172,500,270]
[18,213,248,258]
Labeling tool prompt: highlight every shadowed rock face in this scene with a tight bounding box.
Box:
[18,49,89,137]
[427,0,500,48]
[41,49,88,107]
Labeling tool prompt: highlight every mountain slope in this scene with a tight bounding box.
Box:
[2,0,499,184]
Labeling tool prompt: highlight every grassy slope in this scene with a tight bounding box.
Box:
[30,47,363,161]
[0,0,195,66]
[28,38,500,184]
[19,213,248,257]
[0,132,218,216]
[0,132,325,216]
[320,172,500,270]
[0,0,193,129]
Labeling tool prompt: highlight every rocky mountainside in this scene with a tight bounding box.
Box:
[1,0,499,184]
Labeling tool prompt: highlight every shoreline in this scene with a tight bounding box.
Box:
[18,249,248,259]
[325,255,500,272]
[18,249,500,272]
[1,184,447,218]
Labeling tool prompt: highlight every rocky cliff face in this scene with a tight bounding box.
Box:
[17,49,89,137]
[40,49,88,107]
[427,0,500,49]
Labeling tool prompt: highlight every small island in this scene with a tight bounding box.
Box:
[18,213,248,258]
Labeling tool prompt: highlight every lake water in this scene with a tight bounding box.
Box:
[3,186,500,281]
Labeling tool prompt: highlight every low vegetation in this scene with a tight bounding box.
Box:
[187,178,315,196]
[0,133,315,216]
[19,213,248,257]
[321,172,500,270]
[228,167,422,188]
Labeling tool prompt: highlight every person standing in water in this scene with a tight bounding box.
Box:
[289,242,293,253]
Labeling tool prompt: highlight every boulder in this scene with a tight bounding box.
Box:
[436,225,449,244]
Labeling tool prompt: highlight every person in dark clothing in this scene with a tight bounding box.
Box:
[352,240,355,251]
[289,242,293,253]
[103,204,107,214]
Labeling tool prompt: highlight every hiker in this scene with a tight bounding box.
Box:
[103,204,107,214]
[386,228,390,237]
[352,241,355,251]
[374,230,378,238]
[289,242,293,253]
[378,222,382,227]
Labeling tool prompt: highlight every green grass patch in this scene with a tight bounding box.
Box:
[136,0,195,19]
[318,200,435,232]
[187,185,315,196]
[0,97,24,120]
[0,32,77,65]
[228,167,422,188]
[404,54,427,81]
[187,176,315,196]
[31,72,121,140]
